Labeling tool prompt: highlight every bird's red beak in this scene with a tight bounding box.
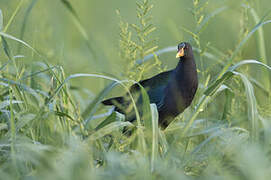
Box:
[176,48,184,58]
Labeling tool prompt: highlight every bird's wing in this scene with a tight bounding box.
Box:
[102,70,173,112]
[135,70,173,105]
[139,70,173,89]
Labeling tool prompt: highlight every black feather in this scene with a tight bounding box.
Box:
[102,42,198,128]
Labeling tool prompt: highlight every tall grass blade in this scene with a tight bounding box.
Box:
[9,88,18,176]
[0,77,41,99]
[235,72,259,141]
[0,9,3,31]
[158,129,168,155]
[150,103,159,172]
[60,0,96,57]
[140,85,151,129]
[87,121,133,141]
[205,60,271,96]
[136,46,220,65]
[0,100,22,109]
[196,6,228,33]
[17,0,38,53]
[247,6,270,91]
[94,111,125,131]
[2,0,24,33]
[248,6,270,66]
[47,73,142,131]
[82,82,119,127]
[185,60,271,136]
[0,0,24,45]
[218,20,271,78]
[0,32,38,55]
[1,35,13,60]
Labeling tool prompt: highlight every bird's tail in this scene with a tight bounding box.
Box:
[101,97,124,106]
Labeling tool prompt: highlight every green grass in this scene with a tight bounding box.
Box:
[1,0,271,179]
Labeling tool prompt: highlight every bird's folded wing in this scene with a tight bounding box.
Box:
[138,70,172,106]
[102,70,173,113]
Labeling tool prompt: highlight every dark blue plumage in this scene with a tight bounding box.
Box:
[102,42,198,128]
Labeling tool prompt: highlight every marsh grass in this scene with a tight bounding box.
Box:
[1,0,271,179]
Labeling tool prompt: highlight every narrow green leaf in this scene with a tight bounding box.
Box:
[150,103,159,172]
[82,82,119,128]
[205,60,271,96]
[2,0,24,33]
[95,111,125,131]
[139,85,151,129]
[158,129,168,155]
[235,72,259,142]
[204,71,233,96]
[196,6,228,34]
[60,0,96,57]
[143,46,158,56]
[136,46,219,65]
[54,111,75,121]
[221,87,234,121]
[0,9,3,31]
[0,32,38,55]
[192,129,224,154]
[17,0,38,53]
[87,121,133,141]
[20,65,59,80]
[1,36,13,60]
[47,73,141,132]
[0,100,23,109]
[131,24,141,32]
[0,77,42,100]
[60,0,79,20]
[218,20,271,78]
[9,88,16,168]
[229,59,271,72]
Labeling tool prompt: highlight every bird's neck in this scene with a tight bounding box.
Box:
[174,56,198,90]
[176,56,197,75]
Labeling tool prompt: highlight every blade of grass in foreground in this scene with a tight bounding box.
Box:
[181,60,271,136]
[81,82,119,127]
[248,7,270,92]
[0,9,3,31]
[48,73,155,154]
[0,0,24,45]
[1,35,18,75]
[17,0,38,53]
[0,77,42,100]
[47,73,142,130]
[9,88,18,176]
[136,46,219,65]
[218,20,271,79]
[191,127,249,154]
[150,103,159,172]
[234,72,259,141]
[94,111,125,131]
[87,121,134,141]
[0,32,38,55]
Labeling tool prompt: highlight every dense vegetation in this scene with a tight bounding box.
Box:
[1,0,271,179]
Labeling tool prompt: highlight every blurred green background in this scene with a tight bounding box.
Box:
[1,0,270,93]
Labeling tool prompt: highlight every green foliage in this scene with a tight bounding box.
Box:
[118,0,163,81]
[1,0,271,179]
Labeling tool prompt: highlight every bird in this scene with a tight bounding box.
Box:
[102,42,198,128]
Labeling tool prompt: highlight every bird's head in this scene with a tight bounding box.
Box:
[176,42,193,59]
